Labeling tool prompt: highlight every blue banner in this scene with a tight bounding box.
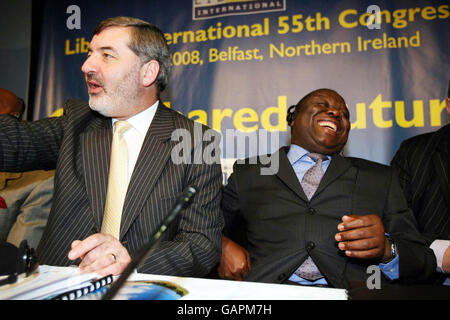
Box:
[32,0,449,165]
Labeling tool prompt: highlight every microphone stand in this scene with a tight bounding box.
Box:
[101,186,197,300]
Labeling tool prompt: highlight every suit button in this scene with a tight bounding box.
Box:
[306,241,315,251]
[308,207,315,214]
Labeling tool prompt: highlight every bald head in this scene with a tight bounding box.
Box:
[289,88,350,155]
[0,88,24,117]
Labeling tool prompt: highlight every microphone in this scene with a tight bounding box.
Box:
[101,185,198,300]
[0,240,38,286]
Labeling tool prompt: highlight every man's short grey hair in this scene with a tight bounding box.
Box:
[94,16,172,94]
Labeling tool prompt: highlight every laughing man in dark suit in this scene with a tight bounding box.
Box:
[219,88,437,288]
[0,17,223,277]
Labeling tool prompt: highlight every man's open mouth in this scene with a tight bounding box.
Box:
[318,120,337,132]
[87,80,104,94]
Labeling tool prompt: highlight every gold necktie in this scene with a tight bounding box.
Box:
[101,121,132,239]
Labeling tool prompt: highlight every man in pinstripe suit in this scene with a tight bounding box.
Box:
[0,17,223,277]
[391,80,450,283]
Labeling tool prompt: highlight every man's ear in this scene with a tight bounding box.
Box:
[141,60,160,87]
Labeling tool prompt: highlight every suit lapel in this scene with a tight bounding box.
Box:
[314,154,353,197]
[274,148,353,202]
[120,103,175,239]
[432,127,450,210]
[81,116,112,231]
[274,147,308,201]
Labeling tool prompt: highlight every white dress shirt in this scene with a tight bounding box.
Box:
[111,101,158,184]
[430,240,450,285]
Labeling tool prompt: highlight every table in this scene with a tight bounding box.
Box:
[120,272,348,300]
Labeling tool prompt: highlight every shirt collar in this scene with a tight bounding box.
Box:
[112,100,159,136]
[287,144,331,165]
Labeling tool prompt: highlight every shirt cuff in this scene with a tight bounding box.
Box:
[430,240,450,273]
[379,255,400,280]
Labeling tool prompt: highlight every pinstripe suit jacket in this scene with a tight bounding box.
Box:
[391,124,450,244]
[0,99,223,277]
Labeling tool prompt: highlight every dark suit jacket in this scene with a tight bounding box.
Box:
[391,124,450,244]
[222,147,437,289]
[0,99,223,277]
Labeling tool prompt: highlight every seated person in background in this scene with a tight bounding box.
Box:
[219,88,437,288]
[0,88,54,249]
[391,80,450,285]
